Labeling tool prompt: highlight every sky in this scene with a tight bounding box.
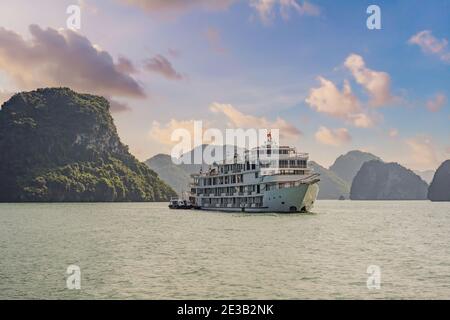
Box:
[0,0,448,171]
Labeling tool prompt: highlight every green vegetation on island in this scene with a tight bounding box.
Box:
[0,88,176,202]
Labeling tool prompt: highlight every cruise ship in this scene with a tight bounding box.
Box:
[189,136,320,213]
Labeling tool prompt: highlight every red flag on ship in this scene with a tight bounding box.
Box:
[267,130,272,142]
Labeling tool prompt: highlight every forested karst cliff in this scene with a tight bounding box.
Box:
[0,88,176,202]
[350,160,428,200]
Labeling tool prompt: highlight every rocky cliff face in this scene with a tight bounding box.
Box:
[329,150,381,185]
[0,88,176,202]
[350,160,428,200]
[428,160,450,201]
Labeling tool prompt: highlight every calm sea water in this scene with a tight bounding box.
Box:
[0,201,449,299]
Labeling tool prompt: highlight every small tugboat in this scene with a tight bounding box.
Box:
[168,197,193,209]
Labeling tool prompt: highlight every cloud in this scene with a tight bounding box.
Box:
[0,25,145,98]
[250,0,320,24]
[305,77,375,128]
[205,27,226,54]
[120,0,319,24]
[406,137,439,170]
[315,126,351,146]
[409,30,450,63]
[149,119,211,145]
[446,147,450,155]
[119,0,235,16]
[344,54,392,107]
[144,54,184,80]
[167,48,181,58]
[426,93,446,112]
[388,128,399,138]
[210,102,301,139]
[108,99,132,113]
[116,56,138,74]
[78,0,99,14]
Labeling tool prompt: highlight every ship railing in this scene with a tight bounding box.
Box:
[300,173,320,184]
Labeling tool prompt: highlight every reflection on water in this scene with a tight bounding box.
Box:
[0,201,449,299]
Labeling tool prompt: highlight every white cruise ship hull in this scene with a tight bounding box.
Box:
[198,182,319,213]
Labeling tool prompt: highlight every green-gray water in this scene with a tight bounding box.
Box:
[1,201,449,299]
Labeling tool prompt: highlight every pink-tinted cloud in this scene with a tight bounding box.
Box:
[78,0,99,14]
[315,126,351,146]
[116,56,138,74]
[406,136,439,170]
[305,77,375,128]
[120,0,319,25]
[210,102,301,139]
[344,54,392,107]
[144,54,184,80]
[0,25,145,98]
[426,93,447,112]
[108,98,132,113]
[149,119,207,146]
[388,128,399,138]
[446,147,450,155]
[409,30,450,63]
[167,48,181,58]
[119,0,235,16]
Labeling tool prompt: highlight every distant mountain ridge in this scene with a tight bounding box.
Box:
[145,154,192,195]
[329,150,381,185]
[309,161,350,199]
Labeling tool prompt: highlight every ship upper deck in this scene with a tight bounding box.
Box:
[190,144,312,182]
